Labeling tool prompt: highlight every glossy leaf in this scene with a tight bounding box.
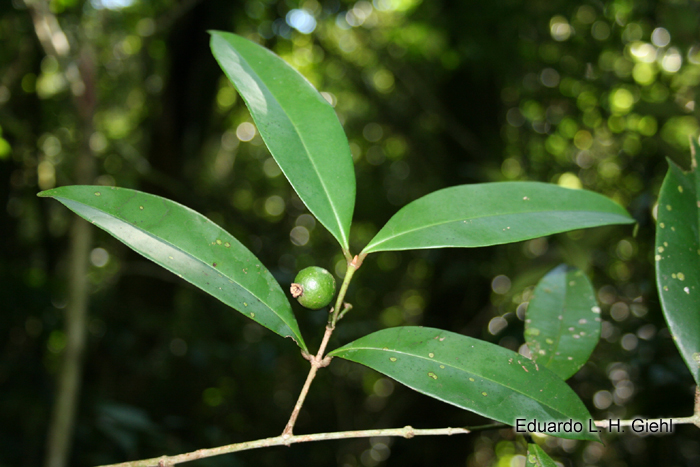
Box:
[362,182,634,254]
[210,31,355,252]
[525,265,601,380]
[527,444,557,467]
[38,186,307,351]
[655,155,700,385]
[329,327,598,441]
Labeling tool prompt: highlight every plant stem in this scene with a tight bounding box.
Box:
[95,425,471,467]
[330,255,362,328]
[282,326,334,437]
[95,415,700,467]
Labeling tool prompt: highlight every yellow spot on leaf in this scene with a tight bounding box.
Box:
[429,353,435,358]
[390,357,397,362]
[428,372,438,380]
[139,206,144,210]
[216,239,222,245]
[244,302,248,306]
[469,377,475,382]
[658,246,664,253]
[678,186,684,193]
[225,242,231,248]
[666,205,672,211]
[678,272,685,281]
[481,392,487,396]
[660,223,665,228]
[250,312,255,318]
[94,192,101,196]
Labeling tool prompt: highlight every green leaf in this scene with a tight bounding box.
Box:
[362,182,634,254]
[526,444,557,467]
[525,265,601,380]
[329,327,598,441]
[38,186,307,351]
[210,31,355,252]
[655,156,700,385]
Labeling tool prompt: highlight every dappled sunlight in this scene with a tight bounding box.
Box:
[3,0,700,466]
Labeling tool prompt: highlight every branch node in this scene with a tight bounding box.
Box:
[319,356,333,368]
[403,425,415,439]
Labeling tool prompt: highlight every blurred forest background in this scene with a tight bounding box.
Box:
[1,0,699,466]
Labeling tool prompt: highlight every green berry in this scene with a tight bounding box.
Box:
[290,266,336,310]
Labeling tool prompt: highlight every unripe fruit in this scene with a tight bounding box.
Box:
[290,266,336,310]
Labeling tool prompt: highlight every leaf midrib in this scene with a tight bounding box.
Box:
[364,208,630,252]
[334,346,571,416]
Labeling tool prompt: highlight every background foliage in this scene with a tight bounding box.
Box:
[1,0,699,466]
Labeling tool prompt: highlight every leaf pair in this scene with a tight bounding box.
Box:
[210,31,634,258]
